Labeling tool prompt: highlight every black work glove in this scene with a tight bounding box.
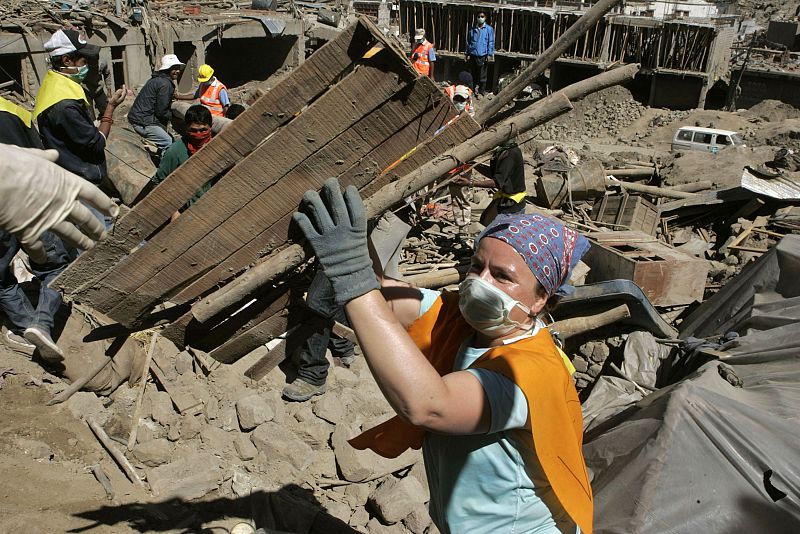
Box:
[293,178,380,306]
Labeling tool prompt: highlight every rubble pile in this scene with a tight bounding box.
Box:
[530,86,647,141]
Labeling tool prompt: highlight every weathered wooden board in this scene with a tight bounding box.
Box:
[53,21,368,296]
[85,61,411,320]
[170,76,457,304]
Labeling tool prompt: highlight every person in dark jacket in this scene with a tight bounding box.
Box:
[34,29,126,186]
[128,54,185,156]
[0,96,75,361]
[453,137,526,225]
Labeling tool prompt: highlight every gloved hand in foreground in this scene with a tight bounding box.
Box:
[293,177,379,306]
[0,144,119,263]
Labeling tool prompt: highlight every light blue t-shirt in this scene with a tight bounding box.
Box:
[418,289,575,534]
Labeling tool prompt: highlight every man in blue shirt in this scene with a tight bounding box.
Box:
[465,10,495,97]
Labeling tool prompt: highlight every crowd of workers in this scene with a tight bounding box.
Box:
[0,15,592,534]
[0,27,240,360]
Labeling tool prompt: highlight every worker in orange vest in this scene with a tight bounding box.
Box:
[195,64,229,117]
[445,84,474,117]
[411,28,436,78]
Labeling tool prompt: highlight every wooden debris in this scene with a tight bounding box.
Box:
[86,417,144,487]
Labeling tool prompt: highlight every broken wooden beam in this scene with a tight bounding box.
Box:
[605,179,697,199]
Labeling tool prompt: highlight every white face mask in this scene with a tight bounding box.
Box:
[478,17,486,25]
[454,101,467,113]
[458,276,533,338]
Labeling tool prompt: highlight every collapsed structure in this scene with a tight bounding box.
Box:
[1,0,800,533]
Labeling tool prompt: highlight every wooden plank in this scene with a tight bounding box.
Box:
[150,350,203,415]
[85,62,411,321]
[210,309,291,364]
[170,76,456,303]
[244,339,288,381]
[53,21,366,297]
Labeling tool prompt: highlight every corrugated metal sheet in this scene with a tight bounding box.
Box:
[741,168,800,200]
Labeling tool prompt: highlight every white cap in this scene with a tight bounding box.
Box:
[158,54,185,71]
[414,28,425,39]
[454,85,470,100]
[44,29,100,58]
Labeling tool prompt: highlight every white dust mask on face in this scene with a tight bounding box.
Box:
[454,101,467,112]
[478,17,486,24]
[458,276,533,338]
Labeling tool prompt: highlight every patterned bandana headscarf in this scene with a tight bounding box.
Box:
[478,213,590,296]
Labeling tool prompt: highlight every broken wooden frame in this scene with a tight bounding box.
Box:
[54,16,479,329]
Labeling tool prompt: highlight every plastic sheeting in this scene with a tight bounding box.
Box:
[584,236,800,533]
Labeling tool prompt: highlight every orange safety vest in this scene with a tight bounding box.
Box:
[349,291,594,534]
[411,40,434,76]
[199,79,227,117]
[444,84,474,115]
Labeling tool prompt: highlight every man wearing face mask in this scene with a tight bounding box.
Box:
[293,179,593,534]
[411,28,436,79]
[445,84,474,117]
[465,11,495,97]
[150,104,215,221]
[35,29,126,187]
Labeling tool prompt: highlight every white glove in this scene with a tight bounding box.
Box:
[0,144,119,263]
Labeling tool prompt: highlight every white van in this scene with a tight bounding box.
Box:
[671,127,745,153]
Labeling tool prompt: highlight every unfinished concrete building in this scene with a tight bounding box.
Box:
[0,4,305,105]
[399,0,736,108]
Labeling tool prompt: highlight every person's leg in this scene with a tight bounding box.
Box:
[470,57,481,95]
[23,231,74,361]
[478,57,489,95]
[0,231,37,354]
[284,270,336,401]
[328,304,355,366]
[133,123,174,154]
[0,230,36,331]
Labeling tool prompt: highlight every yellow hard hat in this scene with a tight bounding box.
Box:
[198,64,214,83]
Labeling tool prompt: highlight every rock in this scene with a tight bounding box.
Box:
[313,394,346,424]
[236,394,274,431]
[179,414,202,440]
[175,351,194,375]
[309,449,338,478]
[322,498,353,524]
[576,378,590,389]
[572,356,589,374]
[148,453,223,499]
[167,425,181,441]
[250,422,312,471]
[332,423,421,482]
[332,365,360,388]
[149,391,176,426]
[262,388,286,425]
[231,469,268,498]
[369,476,426,524]
[407,462,430,503]
[578,342,595,360]
[591,343,610,363]
[201,425,235,455]
[345,482,372,507]
[289,417,333,450]
[349,506,370,528]
[132,439,172,467]
[366,517,408,533]
[294,405,316,423]
[219,402,239,432]
[234,433,258,461]
[574,371,592,382]
[403,504,432,534]
[205,396,219,421]
[16,438,53,461]
[65,391,110,426]
[588,363,603,377]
